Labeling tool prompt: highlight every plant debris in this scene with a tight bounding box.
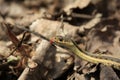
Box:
[0,0,120,80]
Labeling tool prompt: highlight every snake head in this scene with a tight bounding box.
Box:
[51,36,74,49]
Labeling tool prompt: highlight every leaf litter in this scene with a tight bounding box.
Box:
[0,0,120,80]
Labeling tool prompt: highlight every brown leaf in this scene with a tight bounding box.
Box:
[1,22,29,57]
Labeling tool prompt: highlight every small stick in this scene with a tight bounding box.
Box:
[15,24,50,42]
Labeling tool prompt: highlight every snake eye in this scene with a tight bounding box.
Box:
[57,36,64,42]
[59,38,63,41]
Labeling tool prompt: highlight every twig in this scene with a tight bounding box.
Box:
[71,13,94,19]
[15,24,50,42]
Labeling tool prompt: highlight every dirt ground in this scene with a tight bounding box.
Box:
[0,0,120,80]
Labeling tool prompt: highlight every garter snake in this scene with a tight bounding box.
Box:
[51,36,120,70]
[11,23,120,70]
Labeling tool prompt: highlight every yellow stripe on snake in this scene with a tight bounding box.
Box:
[52,36,120,70]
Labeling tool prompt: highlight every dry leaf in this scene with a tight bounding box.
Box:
[64,0,91,14]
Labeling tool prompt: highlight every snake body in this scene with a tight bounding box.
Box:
[52,36,120,70]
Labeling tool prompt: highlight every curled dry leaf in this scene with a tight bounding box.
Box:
[64,0,91,14]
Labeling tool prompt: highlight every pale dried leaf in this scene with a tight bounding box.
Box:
[29,19,78,42]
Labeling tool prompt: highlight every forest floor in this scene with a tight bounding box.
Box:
[0,0,120,80]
